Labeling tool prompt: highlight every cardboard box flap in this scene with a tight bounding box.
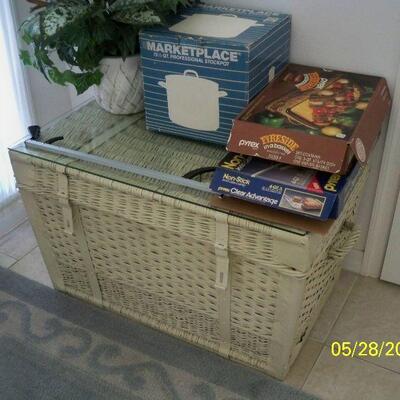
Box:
[141,4,290,47]
[350,78,392,164]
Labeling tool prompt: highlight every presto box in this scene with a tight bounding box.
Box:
[210,153,360,220]
[139,4,291,145]
[228,64,391,173]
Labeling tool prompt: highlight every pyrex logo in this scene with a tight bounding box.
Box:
[324,173,341,192]
[238,140,259,149]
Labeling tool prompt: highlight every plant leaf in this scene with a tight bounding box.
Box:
[19,50,33,66]
[158,0,192,13]
[19,0,190,93]
[26,0,50,9]
[41,1,89,38]
[48,68,103,94]
[112,9,161,25]
[109,0,154,12]
[20,13,41,42]
[73,70,103,94]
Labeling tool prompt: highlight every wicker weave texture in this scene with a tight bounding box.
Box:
[11,151,366,379]
[34,195,95,296]
[12,154,331,273]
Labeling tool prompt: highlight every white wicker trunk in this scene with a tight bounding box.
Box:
[9,105,367,379]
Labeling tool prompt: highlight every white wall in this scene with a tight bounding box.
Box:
[207,0,400,89]
[381,191,400,284]
[208,0,400,273]
[14,0,83,125]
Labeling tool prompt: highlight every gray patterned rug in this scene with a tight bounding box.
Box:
[0,267,318,400]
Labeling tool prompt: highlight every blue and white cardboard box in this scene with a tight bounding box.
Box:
[139,4,291,145]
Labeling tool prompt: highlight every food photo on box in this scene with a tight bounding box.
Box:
[228,63,392,173]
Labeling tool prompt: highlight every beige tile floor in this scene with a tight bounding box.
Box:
[1,201,400,399]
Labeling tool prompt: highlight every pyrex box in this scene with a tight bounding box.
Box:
[139,4,291,145]
[210,153,360,220]
[228,64,391,173]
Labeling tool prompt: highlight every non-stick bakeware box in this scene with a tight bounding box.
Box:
[139,4,291,145]
[227,64,391,173]
[210,153,360,220]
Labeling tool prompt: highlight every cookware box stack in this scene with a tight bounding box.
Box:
[211,64,391,221]
[140,4,291,144]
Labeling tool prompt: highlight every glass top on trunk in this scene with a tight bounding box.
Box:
[10,101,306,235]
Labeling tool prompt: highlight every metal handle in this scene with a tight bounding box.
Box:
[184,70,199,78]
[158,81,167,89]
[219,91,228,98]
[24,140,212,194]
[253,23,265,27]
[328,222,361,262]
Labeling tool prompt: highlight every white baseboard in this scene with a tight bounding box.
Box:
[342,248,364,275]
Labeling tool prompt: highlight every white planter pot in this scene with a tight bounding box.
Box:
[95,55,144,115]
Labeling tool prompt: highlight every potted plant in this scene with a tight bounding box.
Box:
[20,0,191,115]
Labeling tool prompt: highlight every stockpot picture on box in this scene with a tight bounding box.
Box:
[169,13,265,38]
[158,70,228,131]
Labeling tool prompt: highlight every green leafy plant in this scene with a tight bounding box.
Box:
[20,0,192,94]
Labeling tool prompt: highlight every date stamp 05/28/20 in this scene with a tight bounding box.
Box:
[331,341,400,358]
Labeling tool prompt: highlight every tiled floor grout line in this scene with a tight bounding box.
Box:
[0,253,17,269]
[301,342,326,391]
[9,245,40,270]
[302,342,400,395]
[302,273,400,395]
[0,216,29,242]
[320,273,360,344]
[0,244,39,270]
[353,355,400,375]
[0,222,38,264]
[337,346,400,376]
[5,257,18,270]
[322,342,400,376]
[1,243,38,264]
[300,272,361,390]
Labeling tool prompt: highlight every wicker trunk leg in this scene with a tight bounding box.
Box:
[19,189,65,291]
[12,160,104,303]
[270,272,307,379]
